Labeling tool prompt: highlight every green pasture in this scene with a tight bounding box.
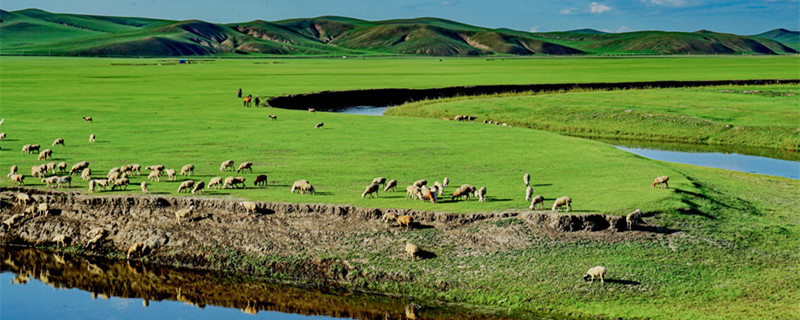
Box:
[1,56,798,319]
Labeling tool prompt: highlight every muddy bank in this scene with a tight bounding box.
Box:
[266,79,798,110]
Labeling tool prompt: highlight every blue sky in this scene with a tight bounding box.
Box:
[2,0,797,34]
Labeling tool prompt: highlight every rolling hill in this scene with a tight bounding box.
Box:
[0,9,796,57]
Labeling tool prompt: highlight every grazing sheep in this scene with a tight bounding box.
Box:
[180,164,194,176]
[130,164,141,175]
[406,185,422,200]
[443,177,449,188]
[24,205,37,215]
[290,180,315,194]
[21,144,31,154]
[9,174,24,186]
[147,169,162,182]
[31,164,46,178]
[475,186,487,202]
[253,174,268,186]
[383,213,398,226]
[372,177,386,186]
[268,115,277,120]
[525,186,533,202]
[529,195,545,210]
[362,183,380,198]
[81,168,92,181]
[384,179,397,192]
[88,180,96,193]
[141,181,148,194]
[240,201,257,214]
[208,177,223,189]
[52,138,65,146]
[89,134,96,142]
[45,162,57,174]
[583,266,606,284]
[15,193,31,205]
[8,164,17,177]
[42,176,59,188]
[397,215,413,231]
[111,177,129,191]
[38,149,53,160]
[220,160,234,172]
[83,116,93,122]
[652,176,670,189]
[523,172,530,186]
[433,181,444,196]
[145,165,165,172]
[315,122,324,129]
[406,242,420,261]
[191,181,205,194]
[29,144,40,153]
[57,162,67,173]
[92,179,110,191]
[37,203,50,216]
[4,214,24,227]
[413,179,427,188]
[421,186,437,203]
[53,235,70,247]
[69,161,90,175]
[120,165,133,175]
[165,169,176,181]
[451,184,476,201]
[107,170,122,182]
[626,209,643,230]
[177,180,195,193]
[175,205,195,225]
[0,132,5,140]
[308,108,315,112]
[552,196,572,212]
[236,161,253,173]
[57,175,72,188]
[223,176,246,189]
[127,243,145,260]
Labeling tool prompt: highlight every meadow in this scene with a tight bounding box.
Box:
[1,56,798,319]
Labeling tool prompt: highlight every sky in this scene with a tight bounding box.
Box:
[2,0,798,35]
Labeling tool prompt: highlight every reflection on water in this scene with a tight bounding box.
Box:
[588,137,800,162]
[0,247,532,320]
[336,106,391,116]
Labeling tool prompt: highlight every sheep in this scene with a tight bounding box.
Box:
[45,162,57,174]
[413,179,427,187]
[29,144,40,153]
[652,176,669,189]
[111,177,129,191]
[236,161,253,173]
[31,165,45,178]
[315,122,324,129]
[240,201,257,214]
[191,181,205,194]
[451,184,475,201]
[443,177,449,188]
[38,149,53,160]
[130,164,141,175]
[253,174,268,186]
[583,266,606,284]
[69,161,90,175]
[92,179,109,191]
[175,205,195,225]
[9,174,24,186]
[372,177,386,186]
[145,165,165,172]
[120,165,133,175]
[220,160,234,172]
[308,108,315,112]
[127,243,146,260]
[0,132,4,140]
[16,193,31,206]
[8,164,17,177]
[147,169,161,182]
[626,209,643,230]
[406,242,420,261]
[405,185,422,200]
[383,213,398,226]
[525,186,533,201]
[85,228,107,247]
[3,214,24,227]
[208,177,223,189]
[552,196,572,212]
[529,195,545,210]
[164,169,176,181]
[83,116,93,122]
[475,186,487,202]
[81,168,92,181]
[397,215,413,231]
[89,133,95,142]
[177,180,195,193]
[141,181,148,194]
[37,203,50,216]
[290,180,315,194]
[42,176,59,188]
[433,181,444,196]
[107,171,122,183]
[24,205,37,215]
[88,180,96,193]
[52,138,65,147]
[421,186,437,203]
[224,176,246,189]
[384,179,397,192]
[21,144,31,153]
[52,234,70,247]
[362,183,380,198]
[57,162,67,173]
[524,172,531,186]
[57,175,72,188]
[180,164,194,176]
[268,115,277,120]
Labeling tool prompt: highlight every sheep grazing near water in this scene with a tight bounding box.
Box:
[224,176,246,189]
[362,183,380,198]
[111,177,129,191]
[451,184,476,201]
[52,138,65,147]
[475,186,487,202]
[583,266,607,284]
[89,134,96,142]
[315,122,324,129]
[240,201,258,214]
[525,186,533,201]
[177,180,195,193]
[552,196,572,212]
[57,162,67,173]
[254,175,268,186]
[433,181,444,196]
[529,195,545,210]
[397,215,413,231]
[147,169,162,182]
[523,172,530,186]
[15,192,31,205]
[140,181,148,194]
[127,243,146,260]
[406,242,420,261]
[413,179,427,188]
[83,116,93,122]
[38,149,53,160]
[175,205,195,225]
[24,205,37,215]
[220,160,234,172]
[10,174,25,186]
[406,185,422,200]
[8,164,17,177]
[236,161,253,173]
[164,169,177,181]
[85,228,107,247]
[208,177,223,189]
[384,179,397,192]
[652,176,670,189]
[69,161,90,175]
[372,177,386,186]
[290,180,315,194]
[626,209,643,230]
[53,234,70,247]
[180,164,194,176]
[191,181,205,194]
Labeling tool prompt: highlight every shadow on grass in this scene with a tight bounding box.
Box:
[190,214,214,223]
[489,198,513,202]
[532,183,552,187]
[604,279,641,285]
[417,249,438,260]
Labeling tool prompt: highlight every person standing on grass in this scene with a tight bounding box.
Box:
[254,95,260,107]
[237,88,242,98]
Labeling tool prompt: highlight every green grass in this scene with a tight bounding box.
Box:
[1,56,798,319]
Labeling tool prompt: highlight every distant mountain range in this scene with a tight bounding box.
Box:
[1,9,797,57]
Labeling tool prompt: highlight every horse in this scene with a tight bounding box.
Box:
[243,95,252,107]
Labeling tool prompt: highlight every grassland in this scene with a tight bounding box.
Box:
[1,56,798,319]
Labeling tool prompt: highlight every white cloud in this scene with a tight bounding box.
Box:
[591,2,611,14]
[530,25,540,32]
[559,7,578,14]
[646,0,688,6]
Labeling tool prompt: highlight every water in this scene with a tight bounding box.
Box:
[336,106,391,116]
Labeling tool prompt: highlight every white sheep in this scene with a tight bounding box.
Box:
[89,133,95,142]
[52,138,65,147]
[406,242,420,261]
[9,174,25,186]
[525,186,533,201]
[21,144,31,153]
[146,165,165,172]
[111,177,129,191]
[38,149,53,160]
[384,179,397,192]
[57,162,67,173]
[240,201,257,214]
[362,183,380,198]
[180,164,194,176]
[475,186,487,202]
[208,177,223,189]
[443,177,449,188]
[175,205,195,225]
[406,185,422,200]
[191,181,205,194]
[88,180,97,193]
[8,164,17,177]
[4,214,24,227]
[413,179,427,188]
[433,181,445,196]
[81,168,92,181]
[42,176,59,188]
[290,180,315,194]
[147,169,161,182]
[421,186,437,203]
[57,175,72,188]
[31,164,46,177]
[69,161,90,175]
[652,176,669,188]
[85,228,107,247]
[523,172,531,187]
[177,180,195,193]
[451,184,475,201]
[15,192,31,205]
[24,205,37,215]
[220,160,234,172]
[164,169,177,181]
[92,179,109,191]
[236,162,253,173]
[37,203,50,216]
[0,132,5,140]
[583,266,606,284]
[46,162,57,173]
[529,195,544,210]
[626,209,643,230]
[140,181,148,194]
[131,164,141,175]
[372,177,386,185]
[552,196,572,212]
[223,176,246,189]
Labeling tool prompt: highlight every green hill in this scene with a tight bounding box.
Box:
[0,9,796,57]
[755,28,800,51]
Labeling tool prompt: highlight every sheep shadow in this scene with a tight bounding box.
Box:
[634,225,679,234]
[604,279,641,285]
[416,249,437,260]
[532,183,552,187]
[410,222,435,230]
[489,198,513,202]
[189,214,213,223]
